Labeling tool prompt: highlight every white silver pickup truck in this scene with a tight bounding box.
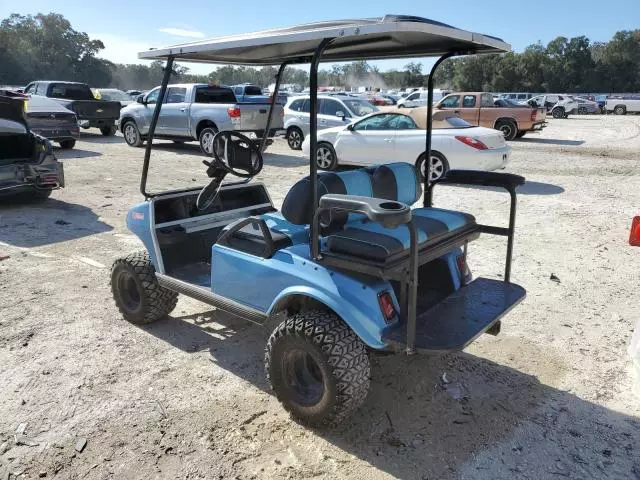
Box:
[118,83,284,154]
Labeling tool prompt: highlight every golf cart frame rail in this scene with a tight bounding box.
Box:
[136,15,519,353]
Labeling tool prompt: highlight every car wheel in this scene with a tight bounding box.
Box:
[100,125,117,136]
[265,310,370,427]
[417,151,449,182]
[111,251,178,324]
[286,127,304,150]
[552,107,565,119]
[122,121,143,147]
[515,131,526,139]
[59,139,76,149]
[316,143,337,171]
[198,126,219,157]
[578,107,587,115]
[397,104,406,108]
[495,119,518,141]
[614,106,626,115]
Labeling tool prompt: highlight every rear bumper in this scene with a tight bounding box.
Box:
[0,161,65,194]
[30,126,80,141]
[530,121,547,131]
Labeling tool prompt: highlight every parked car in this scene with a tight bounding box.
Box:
[0,94,64,200]
[118,83,284,155]
[397,89,448,108]
[499,92,535,102]
[361,93,393,106]
[572,96,600,114]
[302,108,509,180]
[24,81,121,136]
[283,94,378,150]
[606,94,640,115]
[524,94,578,119]
[435,92,546,140]
[96,88,134,107]
[24,96,80,149]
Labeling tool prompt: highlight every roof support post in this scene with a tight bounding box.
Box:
[140,56,175,198]
[309,38,334,259]
[259,61,290,153]
[423,52,456,207]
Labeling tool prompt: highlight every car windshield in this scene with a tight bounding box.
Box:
[343,99,378,117]
[100,90,131,101]
[47,83,94,100]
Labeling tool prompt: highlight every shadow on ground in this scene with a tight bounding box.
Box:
[54,148,103,160]
[0,198,112,247]
[516,138,585,146]
[79,130,125,144]
[143,309,640,479]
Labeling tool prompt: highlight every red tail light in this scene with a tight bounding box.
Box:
[531,109,537,121]
[227,106,241,118]
[455,136,488,150]
[378,292,397,323]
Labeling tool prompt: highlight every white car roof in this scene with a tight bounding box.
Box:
[139,15,510,65]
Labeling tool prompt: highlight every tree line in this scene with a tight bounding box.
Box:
[1,13,639,93]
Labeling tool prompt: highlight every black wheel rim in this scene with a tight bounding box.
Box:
[115,270,141,313]
[499,124,513,139]
[282,349,325,406]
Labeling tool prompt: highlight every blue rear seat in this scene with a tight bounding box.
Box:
[278,163,477,262]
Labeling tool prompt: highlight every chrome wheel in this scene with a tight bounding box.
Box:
[316,145,334,169]
[420,154,446,181]
[200,130,215,155]
[287,129,303,150]
[124,123,138,145]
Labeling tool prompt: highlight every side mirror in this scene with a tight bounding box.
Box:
[136,95,145,104]
[347,124,354,131]
[335,110,346,120]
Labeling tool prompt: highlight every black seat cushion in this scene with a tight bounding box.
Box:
[326,208,477,262]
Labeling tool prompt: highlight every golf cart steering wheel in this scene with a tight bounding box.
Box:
[196,131,264,210]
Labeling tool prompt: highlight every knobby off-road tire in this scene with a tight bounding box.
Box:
[265,311,370,427]
[111,251,178,324]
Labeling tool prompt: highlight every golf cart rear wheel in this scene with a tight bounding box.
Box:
[111,251,178,324]
[265,311,370,427]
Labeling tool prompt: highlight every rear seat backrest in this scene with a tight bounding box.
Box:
[281,169,373,225]
[370,163,422,205]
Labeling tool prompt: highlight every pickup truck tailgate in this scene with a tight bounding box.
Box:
[237,102,284,132]
[69,100,121,120]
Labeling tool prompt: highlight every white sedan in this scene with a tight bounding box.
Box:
[302,108,510,180]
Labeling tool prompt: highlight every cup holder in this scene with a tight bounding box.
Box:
[379,201,404,211]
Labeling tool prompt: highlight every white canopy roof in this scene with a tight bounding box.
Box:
[139,15,510,65]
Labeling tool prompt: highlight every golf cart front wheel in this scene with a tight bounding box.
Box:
[111,251,178,324]
[265,311,370,427]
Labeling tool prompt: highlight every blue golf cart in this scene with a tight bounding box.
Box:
[110,15,526,427]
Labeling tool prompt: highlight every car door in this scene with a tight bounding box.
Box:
[160,87,189,136]
[138,87,161,131]
[334,113,396,165]
[389,113,423,164]
[319,98,349,129]
[404,92,420,107]
[458,94,480,125]
[437,94,461,115]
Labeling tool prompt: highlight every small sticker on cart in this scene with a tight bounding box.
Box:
[132,212,145,220]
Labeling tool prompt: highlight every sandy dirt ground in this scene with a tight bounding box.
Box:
[1,115,639,480]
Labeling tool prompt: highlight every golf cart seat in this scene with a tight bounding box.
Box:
[280,163,479,263]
